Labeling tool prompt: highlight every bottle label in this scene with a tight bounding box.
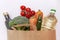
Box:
[44,19,53,29]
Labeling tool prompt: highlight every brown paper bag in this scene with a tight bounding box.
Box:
[7,30,56,40]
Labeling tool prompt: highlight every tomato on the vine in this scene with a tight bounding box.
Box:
[21,11,26,16]
[30,10,35,16]
[20,5,26,10]
[26,8,31,12]
[26,13,31,19]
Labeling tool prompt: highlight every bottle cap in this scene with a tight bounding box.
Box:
[50,9,56,13]
[3,12,8,16]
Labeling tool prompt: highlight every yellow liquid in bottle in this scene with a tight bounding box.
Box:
[42,14,57,30]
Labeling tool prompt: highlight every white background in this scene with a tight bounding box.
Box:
[0,0,60,40]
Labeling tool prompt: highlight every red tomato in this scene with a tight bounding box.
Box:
[30,10,35,16]
[26,13,31,19]
[21,11,26,16]
[26,8,31,12]
[20,5,26,10]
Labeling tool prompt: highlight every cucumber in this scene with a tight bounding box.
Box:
[36,16,42,31]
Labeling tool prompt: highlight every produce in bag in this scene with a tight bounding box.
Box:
[29,16,37,31]
[29,10,43,31]
[9,16,30,30]
[36,10,43,30]
[20,5,35,19]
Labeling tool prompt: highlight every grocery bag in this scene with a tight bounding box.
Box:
[7,30,56,40]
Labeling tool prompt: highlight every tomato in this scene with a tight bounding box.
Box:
[20,5,26,10]
[26,8,31,12]
[26,13,31,19]
[30,10,35,16]
[21,11,26,16]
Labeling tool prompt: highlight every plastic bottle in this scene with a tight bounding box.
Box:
[42,9,57,30]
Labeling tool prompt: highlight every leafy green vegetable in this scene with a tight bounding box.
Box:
[9,16,29,27]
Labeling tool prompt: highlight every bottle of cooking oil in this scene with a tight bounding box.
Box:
[42,9,57,30]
